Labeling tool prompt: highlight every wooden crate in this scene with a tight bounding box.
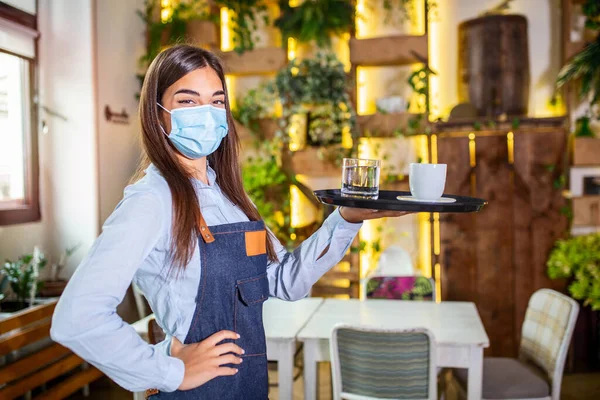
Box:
[573,196,600,226]
[357,112,428,137]
[350,35,428,66]
[573,138,600,166]
[220,47,287,76]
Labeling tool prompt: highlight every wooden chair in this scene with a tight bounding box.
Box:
[330,324,437,400]
[452,289,579,400]
[0,301,103,399]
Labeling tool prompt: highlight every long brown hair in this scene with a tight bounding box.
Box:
[135,44,277,270]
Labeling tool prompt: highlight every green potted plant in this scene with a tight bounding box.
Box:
[275,0,354,48]
[1,251,47,312]
[547,233,600,310]
[274,52,356,146]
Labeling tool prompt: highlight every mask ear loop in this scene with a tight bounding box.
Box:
[156,103,171,137]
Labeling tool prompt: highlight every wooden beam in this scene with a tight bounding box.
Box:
[573,196,600,226]
[357,112,428,137]
[0,343,70,385]
[220,47,287,76]
[573,138,600,165]
[35,367,104,400]
[0,301,56,334]
[350,35,428,66]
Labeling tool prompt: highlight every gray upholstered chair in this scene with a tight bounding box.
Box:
[453,289,579,400]
[330,324,437,400]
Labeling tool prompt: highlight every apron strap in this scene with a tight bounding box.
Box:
[198,211,215,243]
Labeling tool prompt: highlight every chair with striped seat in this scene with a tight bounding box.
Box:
[453,288,579,399]
[330,325,437,400]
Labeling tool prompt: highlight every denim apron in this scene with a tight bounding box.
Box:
[150,214,270,399]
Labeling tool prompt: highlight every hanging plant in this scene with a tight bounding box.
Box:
[216,0,270,54]
[275,0,354,48]
[274,53,357,146]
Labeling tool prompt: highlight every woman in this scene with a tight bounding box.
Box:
[51,45,408,399]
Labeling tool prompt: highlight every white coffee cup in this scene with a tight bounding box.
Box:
[409,163,447,200]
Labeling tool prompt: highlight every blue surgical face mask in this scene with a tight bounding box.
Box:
[157,103,228,159]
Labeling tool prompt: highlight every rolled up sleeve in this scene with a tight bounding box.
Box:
[266,208,362,300]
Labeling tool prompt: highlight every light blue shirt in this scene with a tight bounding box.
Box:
[51,164,361,393]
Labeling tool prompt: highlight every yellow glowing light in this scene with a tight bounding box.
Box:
[357,67,368,115]
[290,185,304,228]
[288,114,306,151]
[336,33,351,72]
[225,75,236,110]
[290,175,318,228]
[290,233,297,240]
[415,134,429,164]
[468,133,476,168]
[287,37,297,61]
[160,0,172,23]
[433,213,440,256]
[430,134,438,164]
[289,0,301,7]
[418,212,432,277]
[341,126,353,149]
[220,8,233,51]
[355,0,367,39]
[434,263,441,303]
[427,1,441,119]
[507,131,514,165]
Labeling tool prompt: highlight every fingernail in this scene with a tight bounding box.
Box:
[235,368,239,373]
[242,349,246,354]
[239,358,243,363]
[237,334,241,339]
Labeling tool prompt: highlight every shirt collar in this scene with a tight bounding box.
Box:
[145,163,217,187]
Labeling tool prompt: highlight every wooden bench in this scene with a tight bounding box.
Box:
[0,300,103,399]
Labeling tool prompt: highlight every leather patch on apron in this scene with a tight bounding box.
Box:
[245,230,266,256]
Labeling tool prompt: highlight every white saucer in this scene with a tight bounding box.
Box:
[397,195,457,204]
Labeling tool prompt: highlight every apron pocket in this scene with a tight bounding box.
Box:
[235,273,269,355]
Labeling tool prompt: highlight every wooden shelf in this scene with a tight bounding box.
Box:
[357,112,428,137]
[290,148,340,177]
[350,35,428,66]
[220,47,287,76]
[573,196,600,226]
[573,137,600,166]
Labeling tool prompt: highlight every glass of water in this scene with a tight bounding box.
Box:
[341,158,381,199]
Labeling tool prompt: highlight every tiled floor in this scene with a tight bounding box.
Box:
[68,366,600,399]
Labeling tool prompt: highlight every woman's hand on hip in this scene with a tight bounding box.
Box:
[171,330,244,390]
[339,207,413,223]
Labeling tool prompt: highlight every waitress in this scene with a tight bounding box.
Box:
[51,44,409,399]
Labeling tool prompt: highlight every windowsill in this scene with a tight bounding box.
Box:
[0,201,40,225]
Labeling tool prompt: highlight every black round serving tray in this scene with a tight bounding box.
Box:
[314,189,487,213]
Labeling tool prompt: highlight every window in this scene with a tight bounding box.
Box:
[0,5,39,225]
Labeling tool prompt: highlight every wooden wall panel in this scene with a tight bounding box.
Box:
[437,136,477,303]
[437,125,568,357]
[474,135,515,356]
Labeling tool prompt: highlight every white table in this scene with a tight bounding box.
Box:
[297,299,489,400]
[263,297,324,399]
[132,297,324,400]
